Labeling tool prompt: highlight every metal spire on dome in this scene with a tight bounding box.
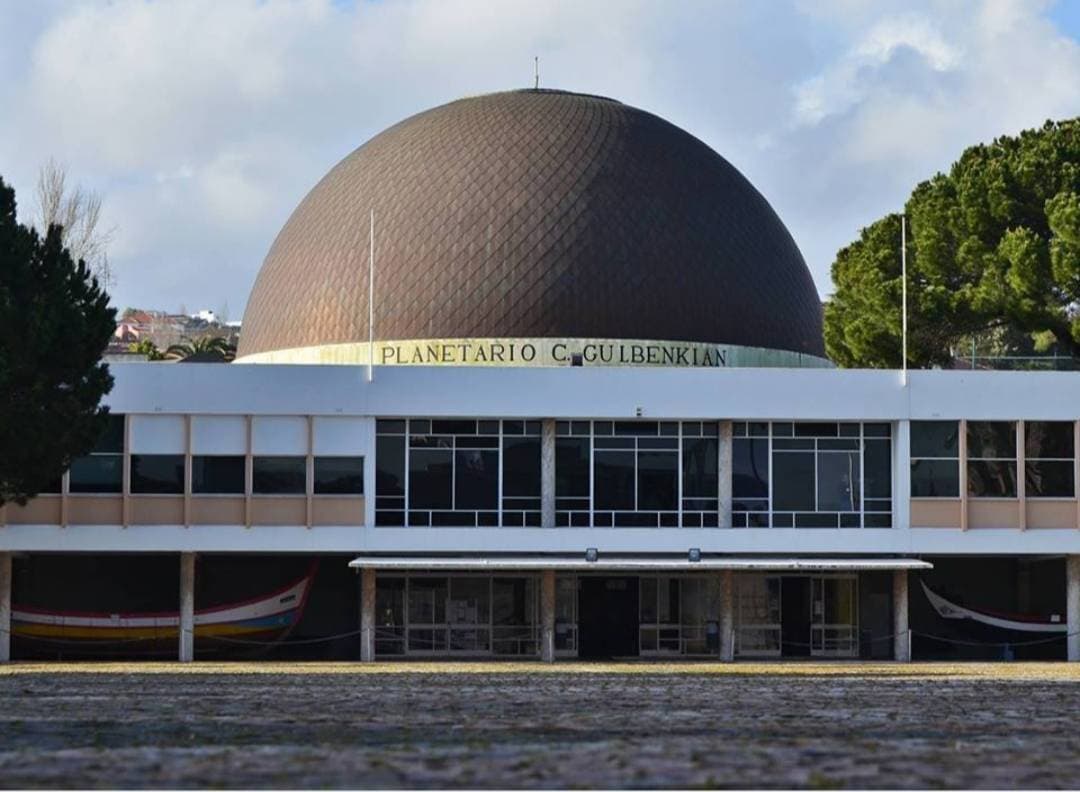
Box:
[534,56,539,90]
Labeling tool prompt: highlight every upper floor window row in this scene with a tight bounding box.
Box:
[911,420,1075,499]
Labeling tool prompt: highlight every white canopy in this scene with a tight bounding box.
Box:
[348,556,932,572]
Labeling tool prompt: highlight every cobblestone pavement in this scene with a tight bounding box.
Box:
[1,664,1079,788]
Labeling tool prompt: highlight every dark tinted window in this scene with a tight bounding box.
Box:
[1026,461,1075,497]
[733,438,769,498]
[131,454,184,494]
[376,435,405,496]
[968,460,1017,498]
[69,455,123,493]
[773,453,815,511]
[863,439,891,499]
[193,456,245,494]
[555,437,590,497]
[93,413,125,454]
[1026,421,1074,459]
[967,421,1016,459]
[911,421,958,458]
[911,460,959,497]
[253,456,306,495]
[817,451,859,512]
[409,448,452,508]
[454,449,498,509]
[502,436,540,497]
[638,451,677,510]
[595,450,635,510]
[682,438,717,498]
[314,457,364,495]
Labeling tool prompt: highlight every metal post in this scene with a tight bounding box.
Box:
[541,569,555,663]
[541,419,556,529]
[0,553,11,664]
[360,567,376,663]
[1068,556,1080,662]
[179,552,195,663]
[901,214,908,385]
[719,570,735,662]
[893,569,910,662]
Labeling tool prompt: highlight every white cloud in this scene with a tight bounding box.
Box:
[0,0,1077,312]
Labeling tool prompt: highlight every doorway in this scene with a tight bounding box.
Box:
[781,577,811,657]
[578,576,639,659]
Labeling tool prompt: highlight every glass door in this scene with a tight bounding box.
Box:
[735,574,781,657]
[811,575,858,657]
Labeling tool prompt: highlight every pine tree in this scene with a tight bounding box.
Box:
[0,176,115,505]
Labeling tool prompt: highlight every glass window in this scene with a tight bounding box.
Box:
[130,454,184,495]
[93,413,125,454]
[733,438,768,498]
[454,449,498,509]
[595,450,635,510]
[314,457,364,495]
[911,421,959,498]
[68,454,123,494]
[375,435,405,496]
[193,456,245,494]
[1025,422,1075,497]
[816,451,860,512]
[556,437,590,497]
[967,421,1017,498]
[863,439,891,499]
[911,460,959,497]
[253,456,306,495]
[773,452,815,511]
[638,451,677,511]
[682,437,718,497]
[502,436,540,497]
[408,448,452,509]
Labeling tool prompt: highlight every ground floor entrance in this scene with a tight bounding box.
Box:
[371,572,862,660]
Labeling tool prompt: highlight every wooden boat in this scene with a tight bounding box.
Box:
[921,580,1065,633]
[12,565,316,653]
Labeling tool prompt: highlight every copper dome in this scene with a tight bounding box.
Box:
[237,89,824,360]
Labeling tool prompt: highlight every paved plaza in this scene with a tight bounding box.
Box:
[1,663,1079,788]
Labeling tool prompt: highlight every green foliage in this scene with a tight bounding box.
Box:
[825,118,1080,367]
[0,176,115,505]
[164,335,235,362]
[128,338,165,360]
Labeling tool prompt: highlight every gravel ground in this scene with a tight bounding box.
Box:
[1,663,1079,789]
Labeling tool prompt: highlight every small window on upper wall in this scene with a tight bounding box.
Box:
[193,456,245,495]
[68,413,126,494]
[130,454,184,495]
[253,456,306,495]
[1025,421,1075,498]
[314,457,364,495]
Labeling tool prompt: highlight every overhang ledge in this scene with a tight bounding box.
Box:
[347,556,932,572]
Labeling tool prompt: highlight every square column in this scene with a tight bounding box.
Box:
[719,569,735,662]
[0,552,11,664]
[541,419,556,529]
[540,569,555,663]
[718,422,733,528]
[893,569,910,662]
[179,552,195,663]
[1068,556,1080,662]
[360,567,376,662]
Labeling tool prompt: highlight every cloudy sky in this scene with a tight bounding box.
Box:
[2,0,1080,318]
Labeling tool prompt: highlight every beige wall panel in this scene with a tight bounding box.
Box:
[6,497,62,524]
[190,497,246,525]
[909,499,961,528]
[68,496,123,525]
[1026,500,1078,530]
[130,496,184,525]
[312,497,365,526]
[251,497,307,525]
[969,500,1021,529]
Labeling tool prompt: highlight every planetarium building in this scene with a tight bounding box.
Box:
[3,90,1080,663]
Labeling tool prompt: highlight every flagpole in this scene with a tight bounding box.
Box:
[367,209,374,383]
[901,214,908,386]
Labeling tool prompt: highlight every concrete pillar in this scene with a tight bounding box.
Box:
[0,552,11,664]
[718,421,733,528]
[541,419,556,529]
[179,552,195,663]
[893,569,910,662]
[360,566,376,663]
[1068,556,1080,662]
[540,569,555,663]
[719,570,735,662]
